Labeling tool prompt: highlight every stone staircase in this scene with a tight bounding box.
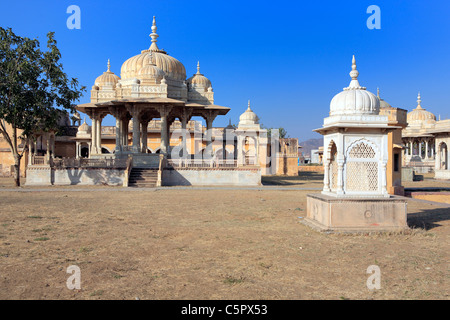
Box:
[128,168,159,188]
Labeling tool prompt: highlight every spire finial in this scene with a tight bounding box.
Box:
[247,100,251,111]
[417,92,422,109]
[149,16,159,51]
[197,61,201,74]
[107,59,111,72]
[346,54,364,90]
[350,55,359,80]
[377,87,380,98]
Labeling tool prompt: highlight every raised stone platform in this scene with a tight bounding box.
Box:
[303,193,408,233]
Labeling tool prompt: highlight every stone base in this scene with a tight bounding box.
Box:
[303,193,408,233]
[435,169,450,180]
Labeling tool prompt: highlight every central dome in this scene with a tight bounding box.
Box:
[120,17,186,82]
[329,56,380,116]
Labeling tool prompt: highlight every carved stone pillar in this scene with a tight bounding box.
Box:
[90,114,97,155]
[157,105,172,154]
[203,110,219,156]
[96,114,105,154]
[141,119,149,153]
[336,161,344,196]
[323,160,330,192]
[180,109,192,159]
[128,105,141,153]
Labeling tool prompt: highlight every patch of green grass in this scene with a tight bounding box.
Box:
[223,276,245,285]
[27,216,43,219]
[34,237,49,241]
[90,290,104,297]
[79,247,93,253]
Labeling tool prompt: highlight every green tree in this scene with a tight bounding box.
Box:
[0,27,85,186]
[261,123,288,139]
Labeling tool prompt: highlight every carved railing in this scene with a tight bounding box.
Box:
[52,158,127,169]
[166,159,238,168]
[31,156,46,165]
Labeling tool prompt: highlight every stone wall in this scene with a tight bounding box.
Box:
[435,169,450,180]
[25,166,125,186]
[298,165,324,172]
[162,167,261,186]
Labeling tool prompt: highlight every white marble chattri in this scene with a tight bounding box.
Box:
[315,56,394,199]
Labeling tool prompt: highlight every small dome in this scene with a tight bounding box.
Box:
[95,60,120,88]
[187,62,212,90]
[239,101,259,125]
[137,53,165,83]
[329,56,380,116]
[377,88,392,109]
[77,118,90,134]
[407,93,436,124]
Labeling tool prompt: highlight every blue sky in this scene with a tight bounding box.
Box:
[1,0,449,140]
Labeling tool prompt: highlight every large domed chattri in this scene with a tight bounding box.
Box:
[329,55,380,116]
[120,17,186,82]
[407,92,436,124]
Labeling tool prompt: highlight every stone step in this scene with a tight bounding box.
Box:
[129,183,157,188]
[130,177,157,181]
[128,168,160,188]
[129,173,158,178]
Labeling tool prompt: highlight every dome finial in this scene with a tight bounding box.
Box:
[350,55,359,80]
[107,59,111,72]
[197,61,201,74]
[377,87,380,98]
[149,16,159,51]
[247,100,252,111]
[346,54,364,90]
[417,92,422,108]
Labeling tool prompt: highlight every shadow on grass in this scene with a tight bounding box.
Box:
[261,171,324,186]
[407,206,450,231]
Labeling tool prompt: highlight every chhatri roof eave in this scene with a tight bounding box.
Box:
[96,97,186,106]
[314,122,402,135]
[185,103,230,115]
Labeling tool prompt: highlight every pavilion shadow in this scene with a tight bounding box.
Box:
[407,206,450,230]
[261,171,323,186]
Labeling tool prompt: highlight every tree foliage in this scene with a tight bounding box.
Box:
[0,27,85,186]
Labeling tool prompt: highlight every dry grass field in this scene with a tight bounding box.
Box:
[0,172,448,300]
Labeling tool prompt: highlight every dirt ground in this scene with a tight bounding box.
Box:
[0,172,448,300]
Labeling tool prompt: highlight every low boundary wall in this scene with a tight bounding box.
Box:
[162,167,261,186]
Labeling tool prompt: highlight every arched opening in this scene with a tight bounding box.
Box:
[80,147,89,158]
[101,147,111,154]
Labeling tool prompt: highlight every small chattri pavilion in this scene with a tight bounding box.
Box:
[303,56,408,233]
